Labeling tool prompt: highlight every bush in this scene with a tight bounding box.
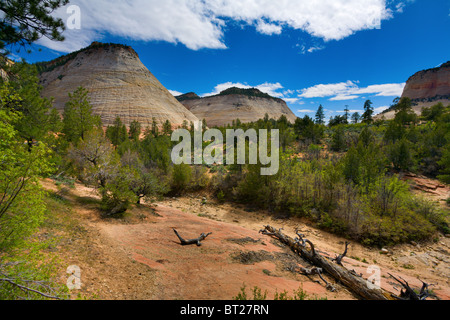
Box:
[172,164,192,194]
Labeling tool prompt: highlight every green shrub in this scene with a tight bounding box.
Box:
[172,164,192,194]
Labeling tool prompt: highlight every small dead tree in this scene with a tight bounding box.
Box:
[173,229,212,246]
[388,273,433,300]
[332,241,350,266]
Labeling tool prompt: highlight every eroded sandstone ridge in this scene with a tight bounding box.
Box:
[402,61,450,102]
[377,62,450,120]
[38,42,199,127]
[176,87,297,127]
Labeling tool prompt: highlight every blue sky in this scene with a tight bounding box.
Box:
[16,0,450,120]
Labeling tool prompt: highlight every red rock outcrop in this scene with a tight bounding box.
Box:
[402,61,450,101]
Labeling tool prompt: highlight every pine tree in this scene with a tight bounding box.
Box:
[351,112,360,124]
[362,100,374,123]
[0,0,69,51]
[62,86,101,143]
[106,116,128,147]
[344,105,350,122]
[129,120,142,141]
[163,119,172,135]
[315,105,325,125]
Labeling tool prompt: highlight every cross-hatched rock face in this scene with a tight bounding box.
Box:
[177,89,298,127]
[38,42,199,128]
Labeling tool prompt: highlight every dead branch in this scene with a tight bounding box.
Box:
[173,228,212,246]
[0,268,64,300]
[332,241,350,266]
[388,273,433,300]
[260,225,393,300]
[298,266,336,292]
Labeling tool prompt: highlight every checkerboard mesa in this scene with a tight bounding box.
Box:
[37,42,199,128]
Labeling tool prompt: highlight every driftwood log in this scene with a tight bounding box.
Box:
[260,225,393,300]
[173,228,212,246]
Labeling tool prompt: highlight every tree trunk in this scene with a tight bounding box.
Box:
[260,225,393,300]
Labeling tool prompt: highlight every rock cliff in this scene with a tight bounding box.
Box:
[377,62,450,120]
[177,87,297,127]
[402,61,450,102]
[38,42,199,127]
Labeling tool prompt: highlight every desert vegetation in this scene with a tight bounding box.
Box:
[1,58,449,298]
[0,1,448,300]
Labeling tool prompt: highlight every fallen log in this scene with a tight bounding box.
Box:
[298,267,336,292]
[260,225,393,300]
[173,228,212,246]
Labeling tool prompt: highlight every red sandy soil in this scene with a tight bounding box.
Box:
[41,179,450,300]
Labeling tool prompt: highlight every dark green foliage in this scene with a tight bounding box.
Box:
[214,87,283,102]
[330,126,347,152]
[0,0,68,51]
[106,116,128,147]
[294,115,324,145]
[315,105,325,125]
[351,112,361,124]
[62,86,102,143]
[393,97,417,125]
[129,120,141,141]
[437,144,450,183]
[421,103,446,121]
[172,164,192,194]
[140,134,172,173]
[328,115,348,127]
[163,119,172,135]
[387,138,412,171]
[362,100,374,123]
[0,81,67,300]
[4,62,61,147]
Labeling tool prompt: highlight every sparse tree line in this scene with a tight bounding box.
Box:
[0,0,449,299]
[1,59,449,299]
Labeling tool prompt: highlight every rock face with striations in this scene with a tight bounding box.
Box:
[176,87,297,127]
[38,42,199,127]
[377,62,450,120]
[402,61,450,102]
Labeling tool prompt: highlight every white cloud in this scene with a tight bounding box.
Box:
[40,0,396,52]
[168,90,183,97]
[329,94,360,101]
[374,106,389,114]
[299,81,359,99]
[284,98,299,104]
[353,83,406,96]
[255,20,282,35]
[297,109,315,113]
[299,80,405,101]
[297,44,325,54]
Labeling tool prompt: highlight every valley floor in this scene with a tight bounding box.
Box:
[40,179,450,300]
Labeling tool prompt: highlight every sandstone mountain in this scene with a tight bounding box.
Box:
[378,61,450,119]
[176,87,297,127]
[37,42,199,127]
